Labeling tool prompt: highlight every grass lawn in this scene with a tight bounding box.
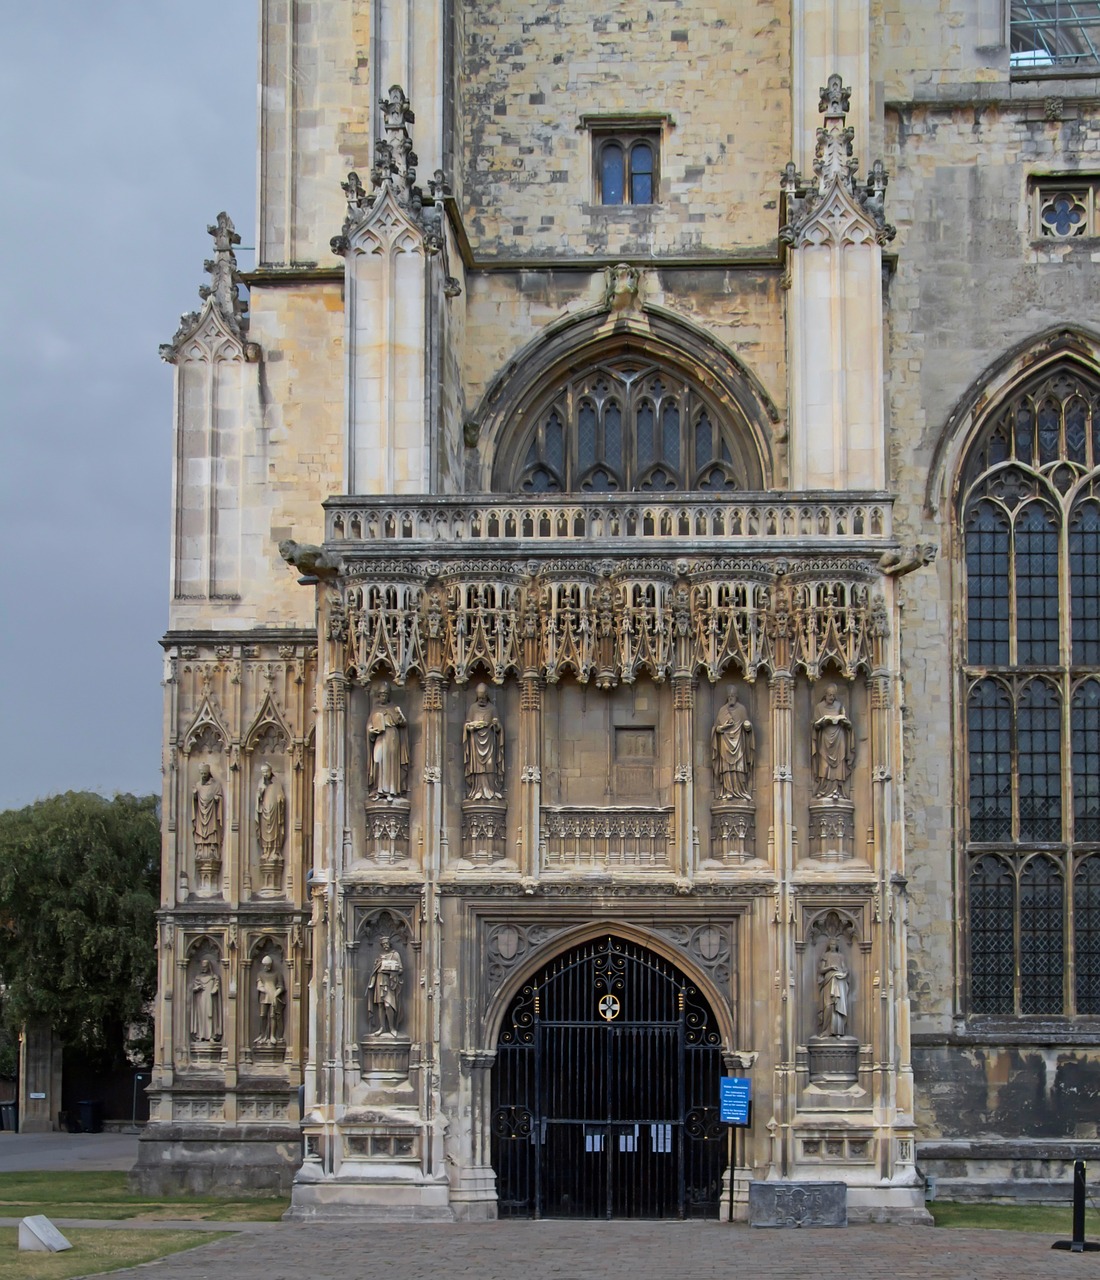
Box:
[931,1199,1100,1236]
[0,1172,287,1222]
[0,1226,228,1278]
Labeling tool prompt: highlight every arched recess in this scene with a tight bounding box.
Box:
[474,307,779,494]
[483,919,735,1050]
[926,326,1100,516]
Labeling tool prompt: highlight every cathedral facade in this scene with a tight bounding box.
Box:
[138,1,1100,1221]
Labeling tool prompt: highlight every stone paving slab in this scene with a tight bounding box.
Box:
[103,1220,1095,1280]
[0,1132,139,1172]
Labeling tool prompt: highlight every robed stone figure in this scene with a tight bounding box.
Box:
[367,682,409,800]
[190,958,223,1043]
[463,683,505,801]
[711,687,754,801]
[192,764,224,854]
[367,935,404,1036]
[811,684,855,799]
[255,764,286,860]
[817,939,851,1038]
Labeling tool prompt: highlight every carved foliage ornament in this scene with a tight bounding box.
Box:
[331,85,450,271]
[161,212,258,361]
[780,75,895,248]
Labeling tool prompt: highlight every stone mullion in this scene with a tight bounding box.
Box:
[867,623,895,1170]
[170,947,189,1089]
[421,670,447,1176]
[769,665,795,1177]
[521,585,544,878]
[152,923,174,1097]
[315,663,348,1119]
[223,944,240,1118]
[520,677,543,878]
[228,656,244,909]
[672,677,695,878]
[455,1050,497,1211]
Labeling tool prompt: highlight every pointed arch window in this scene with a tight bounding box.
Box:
[962,363,1100,1016]
[510,357,744,494]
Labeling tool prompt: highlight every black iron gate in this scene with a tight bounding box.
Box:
[491,935,726,1219]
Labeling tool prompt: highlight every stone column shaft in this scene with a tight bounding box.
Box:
[672,677,695,878]
[520,676,542,878]
[770,669,795,1177]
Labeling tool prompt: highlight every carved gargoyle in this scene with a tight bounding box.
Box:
[879,544,937,577]
[279,539,339,584]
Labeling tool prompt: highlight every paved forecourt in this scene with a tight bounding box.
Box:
[106,1220,1093,1280]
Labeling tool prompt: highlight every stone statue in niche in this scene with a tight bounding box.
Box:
[811,683,855,800]
[190,958,222,1043]
[255,765,286,888]
[463,682,505,800]
[191,764,224,892]
[711,686,755,801]
[366,682,409,800]
[192,764,223,853]
[366,934,404,1036]
[817,939,851,1038]
[255,955,286,1045]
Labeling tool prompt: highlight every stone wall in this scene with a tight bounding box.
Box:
[457,0,789,258]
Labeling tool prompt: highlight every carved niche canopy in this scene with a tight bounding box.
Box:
[779,75,895,249]
[336,562,886,692]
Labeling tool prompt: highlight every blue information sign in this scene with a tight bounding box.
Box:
[720,1076,752,1125]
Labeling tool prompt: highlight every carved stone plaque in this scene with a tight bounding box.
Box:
[748,1181,847,1228]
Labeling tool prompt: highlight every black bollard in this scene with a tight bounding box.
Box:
[1052,1158,1100,1252]
[1073,1159,1086,1253]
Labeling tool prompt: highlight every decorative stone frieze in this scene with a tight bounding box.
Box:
[338,558,885,691]
[540,807,673,870]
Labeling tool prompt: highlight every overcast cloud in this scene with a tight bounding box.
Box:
[0,2,257,809]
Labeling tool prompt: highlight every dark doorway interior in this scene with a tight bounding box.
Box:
[492,934,726,1219]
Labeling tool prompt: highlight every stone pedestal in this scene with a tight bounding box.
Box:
[808,797,854,861]
[807,1035,860,1085]
[461,800,507,865]
[259,855,284,894]
[710,801,756,863]
[194,848,222,894]
[249,1041,287,1067]
[360,1036,411,1081]
[364,799,410,864]
[188,1043,224,1068]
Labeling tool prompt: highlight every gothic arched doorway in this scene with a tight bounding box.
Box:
[491,935,726,1219]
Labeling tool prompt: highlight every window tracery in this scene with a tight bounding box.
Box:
[508,357,742,495]
[962,363,1100,1015]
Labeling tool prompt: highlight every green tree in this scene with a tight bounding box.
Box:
[0,792,159,1067]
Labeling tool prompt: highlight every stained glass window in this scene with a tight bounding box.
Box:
[1019,856,1064,1012]
[969,857,1015,1015]
[511,357,744,494]
[595,133,659,205]
[1074,858,1100,1012]
[963,362,1100,1015]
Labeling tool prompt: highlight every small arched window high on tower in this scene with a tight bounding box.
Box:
[594,132,659,205]
[495,354,754,494]
[961,362,1100,1015]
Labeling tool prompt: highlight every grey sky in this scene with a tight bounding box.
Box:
[0,2,257,809]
